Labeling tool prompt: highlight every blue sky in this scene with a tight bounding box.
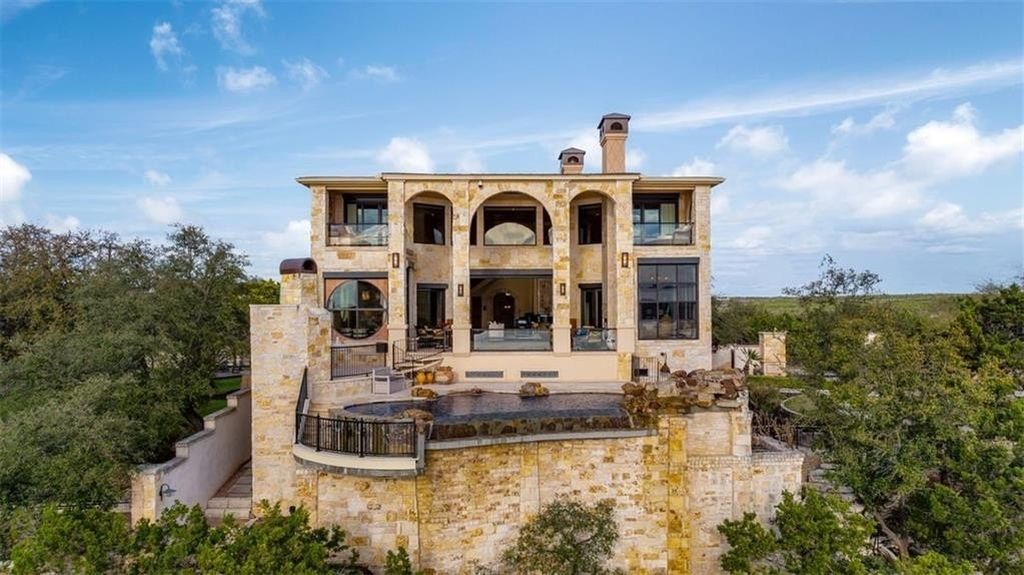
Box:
[2,1,1022,295]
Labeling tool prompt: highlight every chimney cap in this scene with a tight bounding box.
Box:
[597,113,631,129]
[558,147,586,160]
[279,258,318,275]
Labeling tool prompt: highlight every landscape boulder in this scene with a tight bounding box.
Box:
[519,382,550,397]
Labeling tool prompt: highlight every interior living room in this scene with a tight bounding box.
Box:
[469,274,553,351]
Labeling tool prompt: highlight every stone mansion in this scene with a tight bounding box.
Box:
[247,113,803,574]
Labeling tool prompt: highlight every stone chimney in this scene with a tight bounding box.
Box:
[278,258,319,306]
[558,147,585,175]
[598,113,630,173]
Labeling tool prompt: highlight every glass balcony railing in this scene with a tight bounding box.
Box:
[571,327,617,351]
[633,222,695,246]
[471,327,552,351]
[327,223,388,247]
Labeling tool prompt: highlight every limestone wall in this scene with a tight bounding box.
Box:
[274,411,802,574]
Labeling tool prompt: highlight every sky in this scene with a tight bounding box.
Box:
[1,1,1022,295]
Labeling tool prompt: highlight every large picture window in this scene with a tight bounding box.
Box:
[633,195,678,245]
[345,195,388,225]
[413,203,445,245]
[484,207,536,246]
[327,281,386,339]
[638,262,697,339]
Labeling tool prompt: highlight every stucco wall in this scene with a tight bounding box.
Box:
[131,387,252,523]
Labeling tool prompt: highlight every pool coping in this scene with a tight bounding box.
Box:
[426,428,655,451]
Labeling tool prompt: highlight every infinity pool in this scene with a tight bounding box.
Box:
[342,392,631,440]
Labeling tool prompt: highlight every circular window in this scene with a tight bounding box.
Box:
[327,281,386,339]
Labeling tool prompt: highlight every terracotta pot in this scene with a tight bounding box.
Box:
[425,371,435,384]
[415,371,427,385]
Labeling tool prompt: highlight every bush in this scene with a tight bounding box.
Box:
[501,497,620,575]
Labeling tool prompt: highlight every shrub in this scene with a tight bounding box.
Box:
[502,497,620,575]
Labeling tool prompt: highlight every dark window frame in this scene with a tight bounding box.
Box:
[326,280,387,340]
[637,262,698,340]
[578,203,602,245]
[343,194,388,225]
[632,194,678,226]
[412,203,446,245]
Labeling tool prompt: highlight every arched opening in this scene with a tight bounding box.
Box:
[326,280,387,340]
[469,192,552,247]
[610,121,623,131]
[567,155,580,164]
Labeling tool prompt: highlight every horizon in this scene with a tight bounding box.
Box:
[2,1,1022,295]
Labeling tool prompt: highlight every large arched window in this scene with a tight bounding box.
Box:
[327,281,386,339]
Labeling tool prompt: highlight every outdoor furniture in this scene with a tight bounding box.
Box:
[371,368,406,395]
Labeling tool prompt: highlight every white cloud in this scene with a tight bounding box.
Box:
[672,157,716,176]
[44,214,80,233]
[149,22,182,71]
[377,137,434,172]
[635,59,1022,132]
[729,226,773,249]
[917,201,1024,236]
[832,108,897,136]
[144,169,171,186]
[565,130,600,171]
[711,191,730,216]
[356,65,399,82]
[217,66,276,93]
[284,57,329,91]
[0,153,31,225]
[718,124,789,156]
[211,0,264,54]
[902,102,1024,178]
[626,149,647,171]
[137,196,183,225]
[1,0,45,21]
[263,219,311,254]
[781,159,923,218]
[456,150,484,172]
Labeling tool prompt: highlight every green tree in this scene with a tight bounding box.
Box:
[718,489,877,575]
[955,279,1024,376]
[502,498,619,575]
[712,297,796,347]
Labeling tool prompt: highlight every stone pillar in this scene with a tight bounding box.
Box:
[613,181,636,379]
[696,185,713,361]
[550,182,572,355]
[309,185,327,266]
[387,180,408,356]
[451,181,472,354]
[662,414,690,574]
[279,259,319,306]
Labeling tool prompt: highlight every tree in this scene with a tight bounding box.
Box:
[712,297,796,347]
[502,498,619,575]
[955,280,1024,377]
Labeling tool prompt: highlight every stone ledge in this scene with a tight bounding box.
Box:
[427,428,656,451]
[292,444,420,477]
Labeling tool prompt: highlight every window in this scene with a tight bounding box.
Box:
[344,195,388,224]
[327,281,386,339]
[416,286,446,329]
[413,203,445,245]
[637,263,697,340]
[580,285,603,328]
[470,213,478,246]
[484,207,536,246]
[578,204,602,244]
[633,195,678,245]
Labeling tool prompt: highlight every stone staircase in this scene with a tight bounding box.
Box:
[205,460,252,523]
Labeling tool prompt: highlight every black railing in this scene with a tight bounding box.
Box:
[331,343,388,378]
[633,221,695,245]
[631,355,665,384]
[571,327,617,351]
[393,333,449,371]
[295,368,309,443]
[470,328,552,351]
[327,223,388,246]
[295,413,417,457]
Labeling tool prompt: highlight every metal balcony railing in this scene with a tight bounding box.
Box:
[295,413,418,457]
[331,343,388,378]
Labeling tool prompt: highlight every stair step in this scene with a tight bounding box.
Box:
[207,496,251,509]
[204,507,251,520]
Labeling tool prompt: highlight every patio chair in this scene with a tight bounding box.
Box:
[372,368,406,395]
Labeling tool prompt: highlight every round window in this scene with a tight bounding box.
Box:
[326,281,386,339]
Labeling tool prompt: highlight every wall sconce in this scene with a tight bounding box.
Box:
[559,282,566,296]
[457,283,464,297]
[158,483,176,502]
[621,252,630,268]
[391,252,400,269]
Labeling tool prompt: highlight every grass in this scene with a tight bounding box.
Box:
[198,376,242,417]
[724,293,969,327]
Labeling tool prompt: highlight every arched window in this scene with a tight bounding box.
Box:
[610,121,623,131]
[327,281,386,339]
[567,155,580,164]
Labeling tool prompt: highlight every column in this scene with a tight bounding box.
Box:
[387,180,408,360]
[450,181,472,354]
[551,182,571,355]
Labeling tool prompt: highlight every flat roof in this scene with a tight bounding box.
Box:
[295,173,725,187]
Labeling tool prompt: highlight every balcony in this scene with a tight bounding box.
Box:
[327,223,388,247]
[471,327,552,351]
[571,327,617,352]
[633,222,695,246]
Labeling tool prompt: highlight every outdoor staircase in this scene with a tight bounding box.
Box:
[205,461,252,523]
[391,338,445,377]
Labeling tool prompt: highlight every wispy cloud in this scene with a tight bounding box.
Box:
[144,169,171,186]
[902,102,1024,178]
[1,0,45,21]
[211,0,265,55]
[832,108,898,137]
[149,22,182,71]
[672,157,716,177]
[377,137,433,172]
[137,196,183,225]
[634,59,1022,131]
[0,152,31,225]
[717,124,789,156]
[217,66,276,93]
[284,57,329,91]
[353,65,400,83]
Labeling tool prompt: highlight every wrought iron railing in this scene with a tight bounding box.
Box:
[470,327,552,351]
[331,343,388,378]
[295,413,417,457]
[327,223,388,246]
[571,327,617,351]
[633,221,695,245]
[295,368,309,443]
[393,333,449,371]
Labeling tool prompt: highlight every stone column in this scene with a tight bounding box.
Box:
[309,185,327,266]
[613,181,636,379]
[387,180,408,358]
[550,181,571,355]
[450,181,472,354]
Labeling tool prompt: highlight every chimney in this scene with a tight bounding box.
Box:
[598,113,630,173]
[279,258,319,306]
[558,147,585,175]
